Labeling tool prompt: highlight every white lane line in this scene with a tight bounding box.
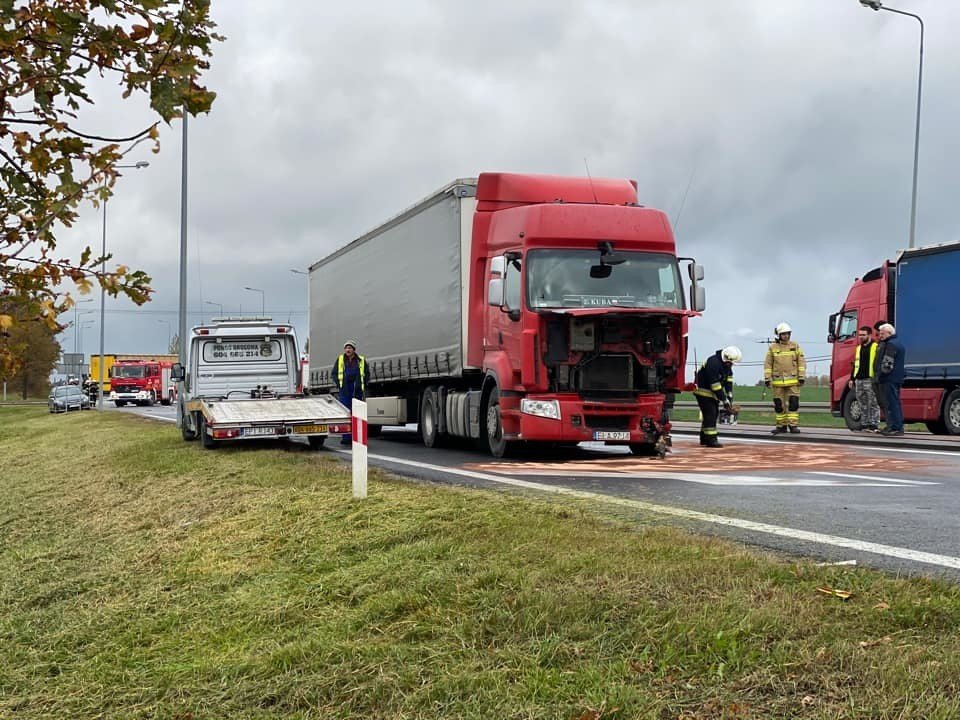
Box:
[345,449,960,571]
[808,471,938,486]
[478,469,922,487]
[715,435,960,457]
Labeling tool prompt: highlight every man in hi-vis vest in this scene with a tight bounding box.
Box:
[332,339,369,445]
[848,325,880,432]
[764,322,806,434]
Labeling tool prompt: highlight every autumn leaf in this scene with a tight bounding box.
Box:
[816,585,853,600]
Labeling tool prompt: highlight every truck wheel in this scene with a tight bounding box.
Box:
[841,391,863,431]
[482,386,515,458]
[420,389,442,448]
[199,414,215,449]
[942,389,960,435]
[367,424,383,437]
[161,392,172,407]
[115,400,126,407]
[308,435,326,450]
[181,411,198,441]
[146,391,156,407]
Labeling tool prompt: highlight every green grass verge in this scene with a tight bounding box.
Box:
[2,407,960,719]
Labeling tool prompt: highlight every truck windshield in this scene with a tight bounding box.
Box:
[526,250,683,309]
[113,366,147,378]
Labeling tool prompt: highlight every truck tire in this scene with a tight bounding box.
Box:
[482,385,515,458]
[942,389,960,435]
[367,424,383,437]
[161,391,173,407]
[841,391,863,431]
[420,388,442,448]
[199,414,215,449]
[146,390,156,407]
[115,400,126,407]
[308,435,326,450]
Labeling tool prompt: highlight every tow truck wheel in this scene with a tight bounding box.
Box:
[308,435,326,450]
[115,400,125,407]
[199,414,215,449]
[841,391,863,431]
[482,386,515,458]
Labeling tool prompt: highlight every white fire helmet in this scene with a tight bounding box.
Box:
[721,346,742,363]
[775,322,792,336]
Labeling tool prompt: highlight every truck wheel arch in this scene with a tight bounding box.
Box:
[942,388,960,435]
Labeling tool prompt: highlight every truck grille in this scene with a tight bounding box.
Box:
[583,414,632,430]
[114,384,139,393]
[579,354,634,391]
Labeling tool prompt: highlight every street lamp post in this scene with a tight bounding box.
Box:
[244,286,265,317]
[72,299,93,353]
[97,161,149,410]
[204,300,223,322]
[859,0,924,249]
[157,319,172,351]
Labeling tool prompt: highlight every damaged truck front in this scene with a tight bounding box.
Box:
[308,172,705,457]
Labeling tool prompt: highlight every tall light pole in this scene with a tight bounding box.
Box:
[72,299,93,353]
[204,300,223,322]
[859,0,924,249]
[244,286,265,317]
[177,109,189,430]
[157,319,172,351]
[97,160,149,410]
[79,320,95,355]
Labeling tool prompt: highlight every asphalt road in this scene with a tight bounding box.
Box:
[109,401,960,581]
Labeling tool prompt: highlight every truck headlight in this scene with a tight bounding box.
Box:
[520,398,561,420]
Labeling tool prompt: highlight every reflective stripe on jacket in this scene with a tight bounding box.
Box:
[764,341,805,386]
[694,351,732,403]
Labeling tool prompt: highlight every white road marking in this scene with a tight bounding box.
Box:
[711,435,960,457]
[473,469,929,487]
[807,471,937,486]
[340,449,960,571]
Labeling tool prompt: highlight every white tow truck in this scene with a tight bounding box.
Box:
[173,318,351,449]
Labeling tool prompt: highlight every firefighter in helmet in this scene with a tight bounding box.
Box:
[694,346,742,448]
[764,323,806,434]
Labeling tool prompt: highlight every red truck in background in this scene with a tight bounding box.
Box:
[827,242,960,434]
[308,172,706,457]
[109,359,176,407]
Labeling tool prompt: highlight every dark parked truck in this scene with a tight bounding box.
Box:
[828,241,960,434]
[308,173,705,457]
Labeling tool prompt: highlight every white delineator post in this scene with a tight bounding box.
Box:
[352,399,368,499]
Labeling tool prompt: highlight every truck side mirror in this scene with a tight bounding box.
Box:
[488,278,505,307]
[687,263,705,282]
[690,285,706,313]
[171,363,185,381]
[827,313,838,343]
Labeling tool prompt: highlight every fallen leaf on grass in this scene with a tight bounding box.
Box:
[816,585,852,600]
[859,636,893,649]
[802,695,816,706]
[873,601,890,611]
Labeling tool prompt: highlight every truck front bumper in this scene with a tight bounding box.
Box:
[506,394,671,444]
[111,390,152,401]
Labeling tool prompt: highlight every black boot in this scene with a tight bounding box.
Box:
[704,437,724,448]
[788,426,801,434]
[771,426,788,435]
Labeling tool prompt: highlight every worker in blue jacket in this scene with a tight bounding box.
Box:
[693,346,742,448]
[331,339,369,445]
[876,323,906,436]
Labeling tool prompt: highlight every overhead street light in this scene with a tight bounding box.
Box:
[858,0,924,249]
[204,300,223,321]
[244,286,265,317]
[97,160,150,410]
[72,299,93,353]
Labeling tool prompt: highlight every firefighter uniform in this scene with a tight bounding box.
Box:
[764,339,805,430]
[694,350,735,447]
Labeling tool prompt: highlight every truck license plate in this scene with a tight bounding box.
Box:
[293,424,328,434]
[594,431,630,441]
[243,426,277,437]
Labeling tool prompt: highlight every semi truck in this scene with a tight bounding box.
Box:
[307,172,705,457]
[173,318,351,449]
[827,241,960,434]
[109,358,176,407]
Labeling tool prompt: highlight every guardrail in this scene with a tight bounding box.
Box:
[675,401,831,410]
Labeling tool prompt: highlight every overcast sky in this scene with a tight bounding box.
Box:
[55,0,958,383]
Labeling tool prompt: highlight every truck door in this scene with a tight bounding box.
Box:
[486,253,524,382]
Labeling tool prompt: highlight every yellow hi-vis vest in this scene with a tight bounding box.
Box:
[853,342,878,379]
[336,354,366,394]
